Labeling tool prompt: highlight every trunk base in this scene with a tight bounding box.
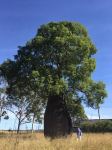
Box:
[44,95,72,138]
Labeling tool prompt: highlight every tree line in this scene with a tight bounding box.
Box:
[81,120,112,132]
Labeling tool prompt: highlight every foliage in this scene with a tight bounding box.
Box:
[83,81,107,109]
[14,22,97,96]
[65,92,87,122]
[0,21,107,129]
[0,87,9,121]
[81,120,112,132]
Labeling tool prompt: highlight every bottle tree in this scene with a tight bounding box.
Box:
[0,22,107,138]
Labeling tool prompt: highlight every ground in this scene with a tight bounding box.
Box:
[0,131,112,150]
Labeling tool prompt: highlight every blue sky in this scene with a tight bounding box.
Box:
[0,0,112,129]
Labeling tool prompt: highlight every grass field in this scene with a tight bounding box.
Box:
[0,132,112,150]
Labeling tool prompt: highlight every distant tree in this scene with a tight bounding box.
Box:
[83,81,107,120]
[0,60,44,133]
[6,96,30,133]
[0,22,107,138]
[26,91,44,133]
[6,92,44,133]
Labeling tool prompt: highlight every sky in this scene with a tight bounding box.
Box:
[0,0,112,130]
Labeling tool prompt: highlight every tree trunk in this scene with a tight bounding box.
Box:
[31,114,35,133]
[98,107,100,120]
[17,119,21,134]
[44,94,72,138]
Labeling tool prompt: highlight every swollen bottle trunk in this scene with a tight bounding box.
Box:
[44,94,72,138]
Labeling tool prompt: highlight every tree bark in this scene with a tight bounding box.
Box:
[44,94,72,138]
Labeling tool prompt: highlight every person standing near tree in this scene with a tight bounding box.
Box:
[76,127,82,141]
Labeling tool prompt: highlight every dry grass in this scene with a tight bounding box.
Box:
[0,132,112,150]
